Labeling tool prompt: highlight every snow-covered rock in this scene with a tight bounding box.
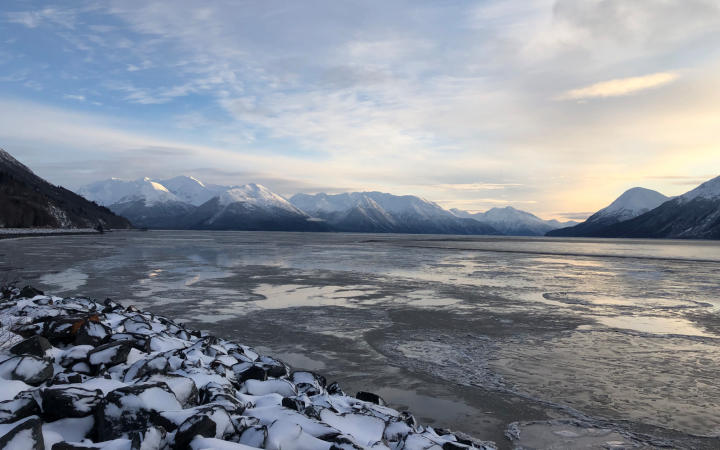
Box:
[0,287,495,449]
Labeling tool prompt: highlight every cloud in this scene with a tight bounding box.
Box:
[62,94,86,101]
[435,183,523,191]
[644,174,716,186]
[2,0,720,219]
[5,8,77,29]
[559,72,679,100]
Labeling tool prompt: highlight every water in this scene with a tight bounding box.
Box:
[2,231,719,448]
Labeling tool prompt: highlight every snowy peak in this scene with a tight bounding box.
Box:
[219,183,303,213]
[138,179,179,205]
[451,205,571,236]
[594,187,668,222]
[288,191,499,235]
[548,186,671,238]
[290,192,449,219]
[160,175,222,206]
[0,148,130,229]
[679,175,720,202]
[78,178,180,207]
[483,206,542,222]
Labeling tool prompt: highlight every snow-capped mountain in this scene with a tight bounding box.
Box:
[451,206,577,236]
[547,187,668,237]
[594,176,720,239]
[0,149,130,229]
[592,187,670,223]
[78,177,181,207]
[77,178,326,231]
[183,183,326,231]
[219,184,304,213]
[677,175,720,202]
[78,177,195,228]
[290,192,499,235]
[160,175,225,206]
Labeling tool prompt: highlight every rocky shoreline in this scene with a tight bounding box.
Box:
[0,286,494,449]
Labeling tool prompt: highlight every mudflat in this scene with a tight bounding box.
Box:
[2,231,719,448]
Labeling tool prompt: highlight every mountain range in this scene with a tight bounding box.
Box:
[450,206,577,236]
[0,148,130,229]
[547,178,720,239]
[289,192,500,235]
[2,149,718,239]
[78,178,501,234]
[79,177,328,232]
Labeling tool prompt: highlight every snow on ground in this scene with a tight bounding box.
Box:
[0,286,495,449]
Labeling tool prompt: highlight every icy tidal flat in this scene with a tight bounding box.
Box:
[2,231,720,449]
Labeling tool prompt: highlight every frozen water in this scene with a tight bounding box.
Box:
[2,231,720,448]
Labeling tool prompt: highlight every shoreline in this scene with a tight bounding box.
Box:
[0,287,495,449]
[0,228,143,240]
[0,228,100,240]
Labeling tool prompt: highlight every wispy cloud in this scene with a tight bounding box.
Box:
[5,8,76,29]
[644,174,716,185]
[559,72,679,101]
[435,183,523,191]
[1,0,719,219]
[62,94,86,101]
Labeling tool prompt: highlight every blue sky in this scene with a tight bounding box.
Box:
[2,0,720,219]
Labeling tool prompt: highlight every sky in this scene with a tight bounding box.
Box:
[1,0,720,220]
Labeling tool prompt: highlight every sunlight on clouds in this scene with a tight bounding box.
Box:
[559,72,679,100]
[435,183,523,191]
[1,0,719,220]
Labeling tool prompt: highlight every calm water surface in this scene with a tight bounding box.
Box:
[2,231,719,448]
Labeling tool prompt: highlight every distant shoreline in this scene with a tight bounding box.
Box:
[0,228,101,240]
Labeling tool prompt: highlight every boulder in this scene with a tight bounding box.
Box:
[0,395,39,424]
[233,364,267,384]
[74,321,111,347]
[0,417,44,449]
[9,355,54,386]
[144,375,198,407]
[172,414,217,450]
[129,426,167,450]
[355,391,386,406]
[19,286,44,298]
[95,383,181,440]
[238,425,267,448]
[87,340,132,367]
[124,356,169,381]
[43,315,103,345]
[49,372,86,386]
[40,387,103,421]
[198,383,242,411]
[9,336,51,358]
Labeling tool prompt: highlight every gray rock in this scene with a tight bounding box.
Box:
[0,417,44,449]
[10,336,51,358]
[10,355,54,386]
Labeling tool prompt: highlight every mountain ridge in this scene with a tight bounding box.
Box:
[547,187,669,237]
[450,206,577,236]
[0,149,131,229]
